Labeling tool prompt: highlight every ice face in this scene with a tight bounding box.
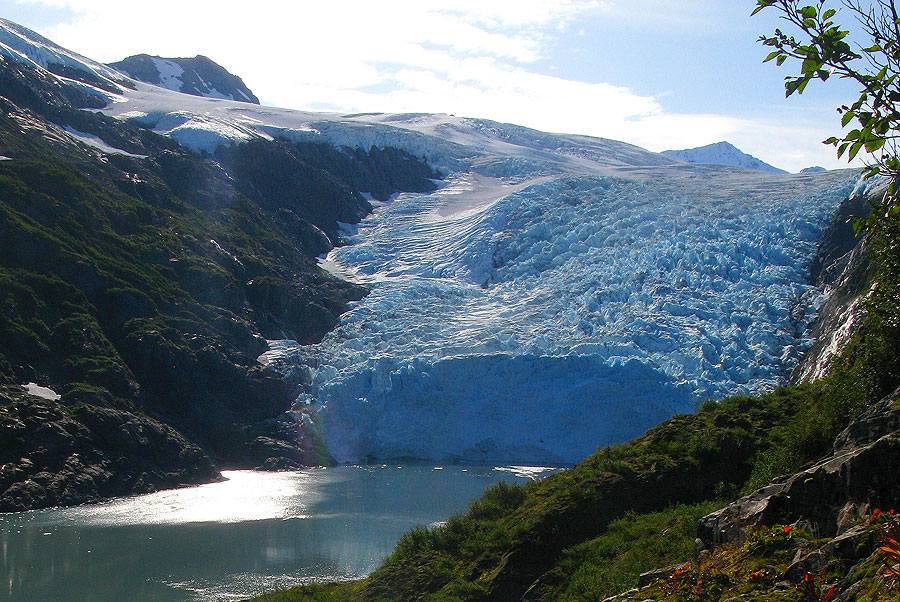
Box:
[281,168,861,464]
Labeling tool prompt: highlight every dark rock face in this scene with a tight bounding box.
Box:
[697,387,900,548]
[109,54,260,103]
[0,51,441,511]
[794,192,872,382]
[0,389,218,512]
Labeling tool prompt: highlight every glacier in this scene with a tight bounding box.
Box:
[270,167,861,464]
[0,17,866,465]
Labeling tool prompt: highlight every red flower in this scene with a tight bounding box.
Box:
[783,525,792,534]
[875,508,882,517]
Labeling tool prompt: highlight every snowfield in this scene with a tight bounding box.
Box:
[0,17,867,464]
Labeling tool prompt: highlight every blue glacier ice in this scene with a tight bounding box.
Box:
[275,167,861,464]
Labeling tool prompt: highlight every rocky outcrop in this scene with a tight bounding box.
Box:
[637,563,690,588]
[0,388,219,512]
[108,54,260,104]
[697,386,900,548]
[794,191,871,382]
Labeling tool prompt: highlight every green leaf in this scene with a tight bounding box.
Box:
[848,141,864,161]
[822,8,836,20]
[751,0,776,16]
[842,111,855,127]
[776,54,787,66]
[764,50,781,63]
[865,138,886,152]
[801,58,820,74]
[800,6,817,20]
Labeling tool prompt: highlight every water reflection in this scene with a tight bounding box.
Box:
[1,465,559,601]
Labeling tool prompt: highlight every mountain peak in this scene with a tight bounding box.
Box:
[108,53,259,104]
[662,141,787,174]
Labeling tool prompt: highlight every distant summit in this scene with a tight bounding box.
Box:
[109,54,259,103]
[662,141,787,174]
[801,166,827,173]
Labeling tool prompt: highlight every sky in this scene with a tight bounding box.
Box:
[0,0,875,172]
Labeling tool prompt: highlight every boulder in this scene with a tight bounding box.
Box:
[698,388,900,548]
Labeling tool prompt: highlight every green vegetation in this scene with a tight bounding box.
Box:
[615,512,900,602]
[524,501,726,601]
[753,0,900,233]
[752,1,900,412]
[0,52,442,509]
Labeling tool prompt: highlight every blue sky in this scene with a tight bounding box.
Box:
[1,0,872,172]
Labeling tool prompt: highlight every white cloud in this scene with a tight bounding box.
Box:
[10,0,854,173]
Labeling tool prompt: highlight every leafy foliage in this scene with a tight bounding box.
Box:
[752,0,900,233]
[880,517,900,587]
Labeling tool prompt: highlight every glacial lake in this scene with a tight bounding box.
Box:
[0,465,559,601]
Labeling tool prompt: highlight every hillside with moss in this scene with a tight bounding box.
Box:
[0,54,440,511]
[246,189,900,600]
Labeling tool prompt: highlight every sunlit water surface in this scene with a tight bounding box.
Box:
[1,466,559,601]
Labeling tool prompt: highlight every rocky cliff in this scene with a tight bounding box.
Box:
[109,54,260,103]
[0,51,439,512]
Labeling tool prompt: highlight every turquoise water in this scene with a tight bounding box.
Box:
[0,465,558,601]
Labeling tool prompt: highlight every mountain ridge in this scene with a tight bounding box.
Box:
[0,23,440,511]
[109,53,260,103]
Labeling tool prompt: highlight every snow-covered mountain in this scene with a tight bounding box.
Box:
[0,17,132,97]
[0,17,865,465]
[109,54,259,103]
[662,141,787,174]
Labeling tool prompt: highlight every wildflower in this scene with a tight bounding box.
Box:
[783,525,791,534]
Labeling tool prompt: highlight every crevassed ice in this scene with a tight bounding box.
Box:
[284,169,859,465]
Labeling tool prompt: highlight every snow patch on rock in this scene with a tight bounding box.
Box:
[61,126,147,158]
[22,383,60,401]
